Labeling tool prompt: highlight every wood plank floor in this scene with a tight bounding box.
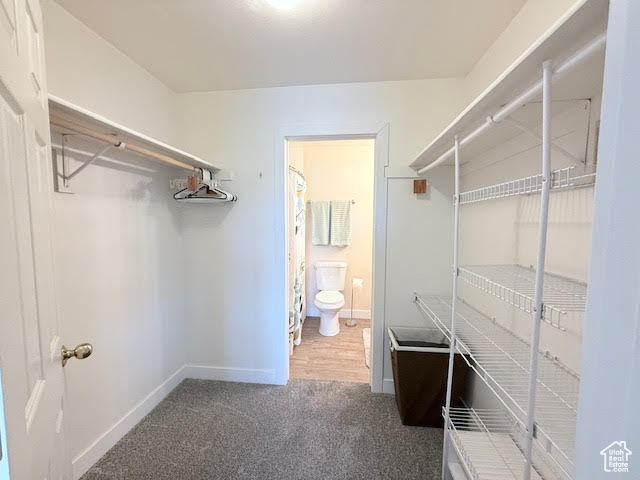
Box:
[290,316,370,383]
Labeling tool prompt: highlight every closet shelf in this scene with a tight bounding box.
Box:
[447,408,560,480]
[49,95,219,173]
[459,165,596,205]
[415,295,578,477]
[457,265,587,330]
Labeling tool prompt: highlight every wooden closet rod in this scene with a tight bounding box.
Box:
[50,116,195,171]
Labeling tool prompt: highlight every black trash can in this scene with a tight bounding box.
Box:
[388,327,469,427]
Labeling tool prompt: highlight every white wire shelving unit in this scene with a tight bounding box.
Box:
[407,4,607,476]
[459,165,596,205]
[446,408,561,480]
[416,295,578,478]
[457,265,587,330]
[411,0,608,480]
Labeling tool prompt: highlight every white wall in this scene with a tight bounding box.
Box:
[293,139,375,317]
[51,136,187,476]
[42,2,187,477]
[42,0,179,145]
[176,79,466,387]
[383,165,455,386]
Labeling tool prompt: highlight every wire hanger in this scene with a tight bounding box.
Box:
[173,168,237,203]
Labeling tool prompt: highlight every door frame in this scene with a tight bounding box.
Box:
[274,122,390,392]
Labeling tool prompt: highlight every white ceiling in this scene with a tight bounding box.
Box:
[54,0,527,93]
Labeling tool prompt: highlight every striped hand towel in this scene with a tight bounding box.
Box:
[310,201,330,245]
[330,200,352,246]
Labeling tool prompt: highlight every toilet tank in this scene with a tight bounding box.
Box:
[315,261,347,290]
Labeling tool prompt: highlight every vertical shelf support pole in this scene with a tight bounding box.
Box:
[524,60,553,480]
[441,135,460,480]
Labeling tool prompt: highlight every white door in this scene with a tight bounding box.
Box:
[0,0,72,478]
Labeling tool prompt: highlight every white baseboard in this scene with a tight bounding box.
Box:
[306,306,371,320]
[72,365,188,479]
[382,377,395,395]
[184,364,277,385]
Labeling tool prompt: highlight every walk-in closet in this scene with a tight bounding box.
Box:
[2,0,639,479]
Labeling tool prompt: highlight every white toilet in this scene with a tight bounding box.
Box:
[314,261,347,336]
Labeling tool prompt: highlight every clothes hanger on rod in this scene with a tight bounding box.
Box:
[173,168,237,203]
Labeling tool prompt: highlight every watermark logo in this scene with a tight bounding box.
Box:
[600,441,632,473]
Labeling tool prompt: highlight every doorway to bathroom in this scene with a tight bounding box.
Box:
[286,138,376,384]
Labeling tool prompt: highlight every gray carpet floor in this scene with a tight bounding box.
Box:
[81,379,443,480]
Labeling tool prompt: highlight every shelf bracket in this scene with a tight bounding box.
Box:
[64,144,115,182]
[538,303,548,324]
[504,116,582,164]
[54,137,126,193]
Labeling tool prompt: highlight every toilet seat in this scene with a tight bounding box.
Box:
[315,290,344,305]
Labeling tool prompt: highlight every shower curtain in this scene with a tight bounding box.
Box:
[288,170,306,353]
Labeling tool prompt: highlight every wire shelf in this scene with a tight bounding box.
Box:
[459,165,596,205]
[447,408,561,480]
[415,295,578,477]
[458,264,587,330]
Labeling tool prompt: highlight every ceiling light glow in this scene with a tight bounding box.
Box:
[266,0,301,9]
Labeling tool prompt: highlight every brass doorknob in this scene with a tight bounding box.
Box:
[61,343,93,367]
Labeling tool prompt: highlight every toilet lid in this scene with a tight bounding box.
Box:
[316,290,343,304]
